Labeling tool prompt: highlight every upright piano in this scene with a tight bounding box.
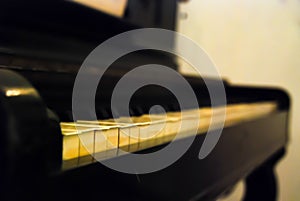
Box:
[0,1,290,201]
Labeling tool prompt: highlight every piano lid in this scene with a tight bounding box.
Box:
[0,0,178,67]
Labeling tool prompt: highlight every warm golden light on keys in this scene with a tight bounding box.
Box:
[60,123,119,169]
[60,102,277,170]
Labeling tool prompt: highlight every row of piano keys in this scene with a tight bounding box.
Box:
[60,102,277,170]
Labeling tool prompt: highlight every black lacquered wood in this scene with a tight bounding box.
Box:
[0,69,62,201]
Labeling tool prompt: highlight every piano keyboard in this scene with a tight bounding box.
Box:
[61,102,277,170]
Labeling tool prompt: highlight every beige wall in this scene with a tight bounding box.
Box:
[177,0,300,200]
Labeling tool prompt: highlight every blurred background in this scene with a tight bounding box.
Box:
[177,0,300,200]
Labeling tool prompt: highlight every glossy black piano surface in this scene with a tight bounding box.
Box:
[0,1,290,201]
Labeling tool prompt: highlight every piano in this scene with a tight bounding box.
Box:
[0,1,290,201]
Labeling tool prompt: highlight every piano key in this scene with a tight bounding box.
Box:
[60,101,278,170]
[94,129,107,160]
[62,133,80,170]
[78,130,95,166]
[62,134,80,160]
[61,123,118,165]
[100,118,140,154]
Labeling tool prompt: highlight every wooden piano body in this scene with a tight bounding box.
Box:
[0,1,290,201]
